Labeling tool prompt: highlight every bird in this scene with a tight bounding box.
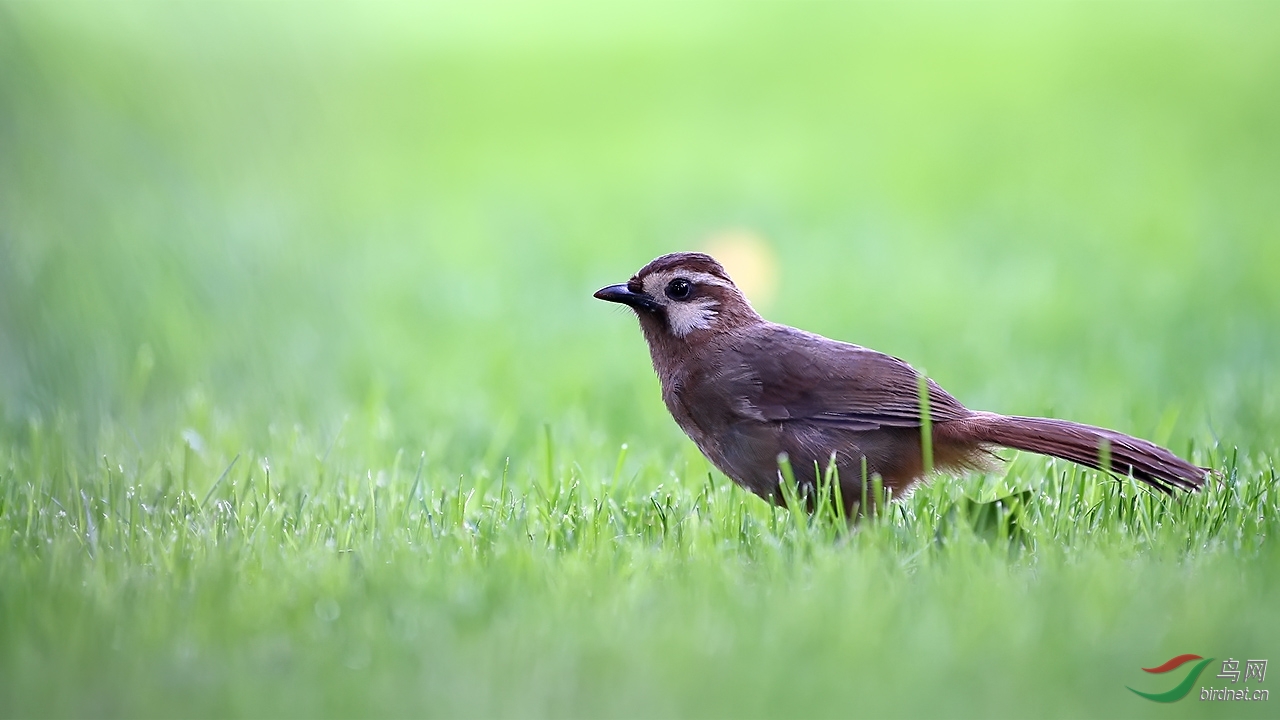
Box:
[594,251,1208,516]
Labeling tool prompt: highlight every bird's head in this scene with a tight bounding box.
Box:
[594,252,763,350]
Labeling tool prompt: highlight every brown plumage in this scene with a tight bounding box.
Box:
[595,252,1208,515]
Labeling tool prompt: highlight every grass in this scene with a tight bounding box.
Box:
[2,2,1279,717]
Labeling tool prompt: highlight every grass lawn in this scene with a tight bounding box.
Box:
[2,2,1278,717]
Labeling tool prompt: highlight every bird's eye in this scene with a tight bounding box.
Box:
[665,278,693,301]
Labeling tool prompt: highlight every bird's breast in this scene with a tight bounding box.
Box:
[661,370,742,461]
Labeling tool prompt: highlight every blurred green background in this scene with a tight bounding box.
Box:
[5,1,1277,455]
[2,1,1278,717]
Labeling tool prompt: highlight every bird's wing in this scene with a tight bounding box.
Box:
[716,324,969,431]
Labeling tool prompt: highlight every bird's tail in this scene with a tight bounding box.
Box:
[956,412,1209,494]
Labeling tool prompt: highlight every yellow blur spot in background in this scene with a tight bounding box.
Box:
[703,229,779,311]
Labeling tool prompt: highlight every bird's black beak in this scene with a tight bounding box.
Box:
[594,283,661,312]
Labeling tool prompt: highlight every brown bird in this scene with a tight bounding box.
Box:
[595,252,1208,515]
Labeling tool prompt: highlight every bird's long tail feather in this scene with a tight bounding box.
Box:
[958,412,1208,494]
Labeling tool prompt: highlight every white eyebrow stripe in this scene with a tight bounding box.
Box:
[684,272,732,288]
[643,269,733,293]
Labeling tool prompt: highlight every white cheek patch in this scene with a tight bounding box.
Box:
[666,298,720,337]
